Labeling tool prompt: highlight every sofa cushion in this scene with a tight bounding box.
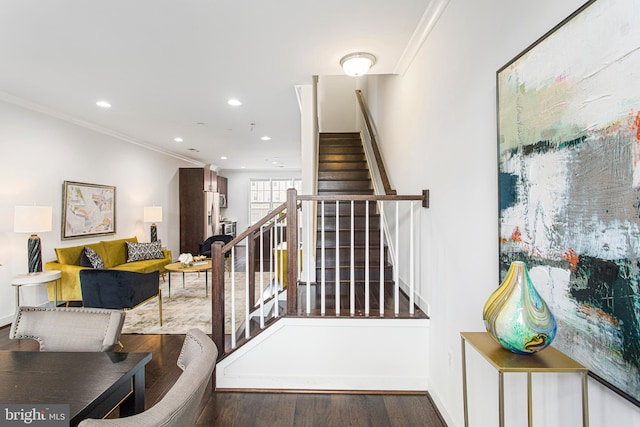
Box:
[101,237,138,268]
[81,247,104,269]
[56,242,103,266]
[126,241,164,262]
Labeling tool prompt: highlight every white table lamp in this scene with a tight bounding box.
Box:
[144,206,163,242]
[14,205,53,274]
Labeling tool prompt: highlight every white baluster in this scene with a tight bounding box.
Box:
[269,225,274,318]
[231,245,236,348]
[321,200,326,315]
[350,200,355,316]
[260,225,265,328]
[395,201,399,316]
[245,250,250,339]
[365,200,370,316]
[335,200,340,316]
[306,201,311,314]
[380,201,384,317]
[410,201,415,315]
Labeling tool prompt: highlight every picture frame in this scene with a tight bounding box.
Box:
[497,0,640,406]
[62,181,116,239]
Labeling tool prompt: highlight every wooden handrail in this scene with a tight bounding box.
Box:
[298,194,426,203]
[356,89,396,196]
[221,202,287,254]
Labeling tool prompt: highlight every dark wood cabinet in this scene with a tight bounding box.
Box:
[205,168,217,192]
[179,168,217,255]
[217,175,228,207]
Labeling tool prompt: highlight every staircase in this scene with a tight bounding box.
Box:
[211,94,430,391]
[213,132,430,391]
[314,132,396,315]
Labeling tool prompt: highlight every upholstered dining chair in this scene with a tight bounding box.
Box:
[78,328,218,427]
[9,306,126,352]
[80,269,163,326]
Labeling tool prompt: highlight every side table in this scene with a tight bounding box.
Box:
[12,270,62,309]
[461,331,589,427]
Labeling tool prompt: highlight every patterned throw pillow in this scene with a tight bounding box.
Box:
[126,241,164,262]
[83,247,104,269]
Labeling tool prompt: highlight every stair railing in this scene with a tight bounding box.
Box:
[297,191,427,316]
[210,202,289,356]
[211,188,428,359]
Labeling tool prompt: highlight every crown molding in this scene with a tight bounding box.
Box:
[393,0,451,75]
[0,91,204,166]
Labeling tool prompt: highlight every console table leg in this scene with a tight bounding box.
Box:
[461,336,469,427]
[527,372,533,427]
[499,372,505,427]
[582,372,589,427]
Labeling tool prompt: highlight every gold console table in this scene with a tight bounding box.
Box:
[461,332,589,427]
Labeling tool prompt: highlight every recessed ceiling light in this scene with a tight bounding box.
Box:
[241,166,246,169]
[228,99,242,106]
[220,156,228,160]
[272,161,278,165]
[174,137,183,142]
[96,100,111,108]
[261,136,271,141]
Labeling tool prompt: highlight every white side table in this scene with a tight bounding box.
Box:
[12,270,62,308]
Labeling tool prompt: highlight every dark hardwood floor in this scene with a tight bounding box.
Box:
[0,326,447,426]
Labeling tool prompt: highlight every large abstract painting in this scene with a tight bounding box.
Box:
[62,181,116,239]
[498,0,640,405]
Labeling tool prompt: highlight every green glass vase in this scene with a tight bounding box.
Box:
[483,261,557,354]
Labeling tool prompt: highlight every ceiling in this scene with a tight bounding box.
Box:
[0,0,431,171]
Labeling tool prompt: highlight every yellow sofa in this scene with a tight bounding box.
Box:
[44,236,172,302]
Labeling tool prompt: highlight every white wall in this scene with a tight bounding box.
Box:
[364,0,640,426]
[0,99,198,325]
[317,75,358,132]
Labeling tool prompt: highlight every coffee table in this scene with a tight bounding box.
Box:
[164,260,211,297]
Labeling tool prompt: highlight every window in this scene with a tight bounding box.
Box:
[250,178,301,224]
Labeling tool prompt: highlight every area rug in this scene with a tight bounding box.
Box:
[122,271,266,334]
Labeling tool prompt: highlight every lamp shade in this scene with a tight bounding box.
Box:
[14,206,52,233]
[144,206,163,223]
[340,52,376,77]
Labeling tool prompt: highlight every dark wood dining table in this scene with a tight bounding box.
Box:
[0,350,152,426]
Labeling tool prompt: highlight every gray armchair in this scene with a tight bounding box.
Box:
[10,306,126,352]
[78,328,218,427]
[80,269,162,326]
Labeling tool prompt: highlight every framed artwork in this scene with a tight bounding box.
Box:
[497,0,640,406]
[62,181,116,239]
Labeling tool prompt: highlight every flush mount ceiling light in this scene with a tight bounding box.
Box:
[340,52,376,77]
[228,98,242,106]
[174,137,183,142]
[96,100,112,108]
[261,136,271,141]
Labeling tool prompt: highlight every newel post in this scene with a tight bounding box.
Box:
[286,188,298,315]
[211,241,225,359]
